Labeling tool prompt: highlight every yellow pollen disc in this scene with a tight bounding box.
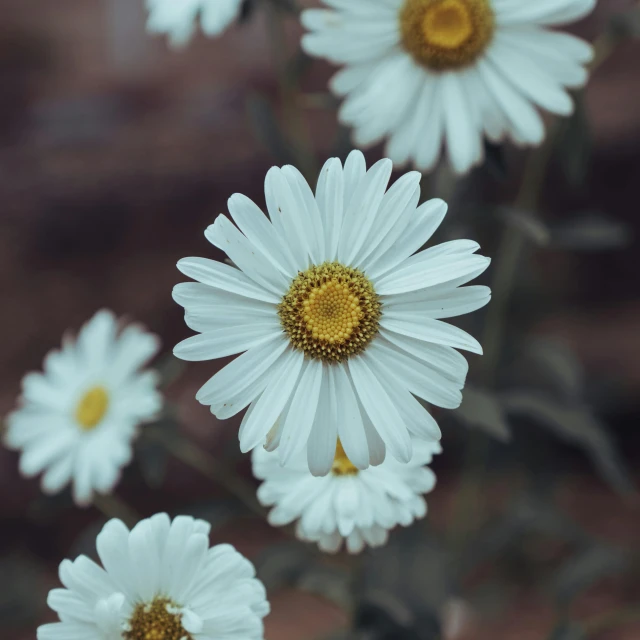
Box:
[400,0,494,71]
[124,597,192,640]
[75,386,109,431]
[278,262,381,363]
[332,440,359,476]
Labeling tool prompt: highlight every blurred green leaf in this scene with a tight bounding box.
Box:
[483,141,509,180]
[551,544,627,606]
[154,353,186,390]
[454,386,511,442]
[239,0,256,22]
[355,530,449,640]
[299,564,353,611]
[246,92,297,166]
[501,391,636,496]
[286,49,314,85]
[551,213,633,251]
[609,8,640,38]
[265,0,301,15]
[522,338,584,402]
[500,208,550,246]
[557,92,591,187]
[459,493,591,576]
[0,553,47,628]
[136,417,180,489]
[548,621,587,640]
[254,542,316,591]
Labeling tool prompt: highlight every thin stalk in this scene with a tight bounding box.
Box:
[264,0,317,181]
[150,428,266,519]
[93,492,140,527]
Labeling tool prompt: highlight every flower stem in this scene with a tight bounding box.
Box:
[93,492,140,527]
[264,0,317,181]
[150,428,266,519]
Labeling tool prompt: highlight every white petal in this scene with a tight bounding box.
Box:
[348,353,411,463]
[173,323,283,361]
[380,315,483,354]
[315,157,345,261]
[239,348,305,453]
[334,364,370,470]
[307,366,338,476]
[205,215,289,295]
[278,359,324,465]
[177,257,280,304]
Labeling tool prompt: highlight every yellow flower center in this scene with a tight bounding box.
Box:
[124,597,192,640]
[278,262,381,363]
[400,0,494,70]
[332,440,359,476]
[75,386,109,431]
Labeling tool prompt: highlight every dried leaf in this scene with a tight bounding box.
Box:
[454,386,511,442]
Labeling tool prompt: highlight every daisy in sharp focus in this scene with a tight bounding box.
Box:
[4,310,162,506]
[38,513,269,640]
[173,150,490,475]
[146,0,243,47]
[253,437,441,553]
[301,0,596,174]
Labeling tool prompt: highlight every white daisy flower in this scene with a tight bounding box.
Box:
[253,438,441,554]
[146,0,243,47]
[4,310,162,506]
[301,0,596,174]
[173,150,490,475]
[38,513,270,640]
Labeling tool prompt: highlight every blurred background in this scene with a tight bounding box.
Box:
[1,0,639,638]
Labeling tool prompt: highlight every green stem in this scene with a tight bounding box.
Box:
[93,492,140,527]
[264,0,317,180]
[585,608,640,637]
[150,429,266,519]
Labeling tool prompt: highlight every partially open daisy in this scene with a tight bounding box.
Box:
[38,514,269,640]
[146,0,243,47]
[174,151,490,475]
[4,310,161,506]
[302,0,595,174]
[253,437,441,553]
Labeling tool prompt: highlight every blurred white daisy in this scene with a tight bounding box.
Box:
[301,0,595,174]
[38,513,269,640]
[146,0,243,47]
[253,438,441,553]
[4,310,162,506]
[173,151,490,475]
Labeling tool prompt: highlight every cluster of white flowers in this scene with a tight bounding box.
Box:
[3,0,599,637]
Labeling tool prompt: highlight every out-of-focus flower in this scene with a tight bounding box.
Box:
[37,513,269,640]
[253,438,441,553]
[146,0,243,47]
[301,0,595,174]
[5,310,161,506]
[173,150,490,475]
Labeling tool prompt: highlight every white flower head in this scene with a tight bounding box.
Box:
[253,437,441,554]
[38,513,270,640]
[5,310,162,506]
[146,0,243,47]
[302,0,596,174]
[174,151,490,475]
